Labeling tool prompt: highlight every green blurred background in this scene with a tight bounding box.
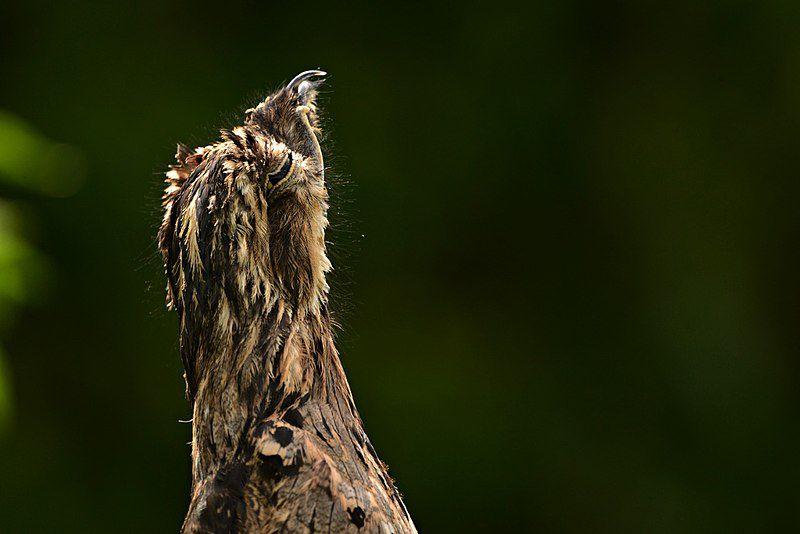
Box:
[1,1,799,532]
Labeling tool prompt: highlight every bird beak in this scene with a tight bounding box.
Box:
[287,69,327,102]
[288,70,326,175]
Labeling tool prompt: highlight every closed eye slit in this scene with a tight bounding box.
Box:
[268,152,293,187]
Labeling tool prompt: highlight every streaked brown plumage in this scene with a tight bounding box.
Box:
[159,71,416,533]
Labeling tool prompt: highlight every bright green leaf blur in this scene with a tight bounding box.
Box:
[0,111,83,197]
[0,112,76,434]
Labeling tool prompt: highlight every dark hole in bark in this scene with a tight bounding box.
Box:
[348,506,366,528]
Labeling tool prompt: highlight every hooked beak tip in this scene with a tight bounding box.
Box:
[287,69,327,92]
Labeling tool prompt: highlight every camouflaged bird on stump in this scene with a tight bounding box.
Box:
[159,71,416,533]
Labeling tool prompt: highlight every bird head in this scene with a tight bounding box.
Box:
[244,69,326,172]
[159,70,332,321]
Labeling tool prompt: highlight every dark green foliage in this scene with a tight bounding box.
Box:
[0,1,798,532]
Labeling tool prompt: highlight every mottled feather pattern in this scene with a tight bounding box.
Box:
[159,71,416,533]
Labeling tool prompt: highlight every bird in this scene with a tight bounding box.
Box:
[158,70,417,533]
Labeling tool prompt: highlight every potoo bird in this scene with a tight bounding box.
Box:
[159,71,416,533]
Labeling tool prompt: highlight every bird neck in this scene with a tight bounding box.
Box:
[184,292,358,480]
[178,181,344,479]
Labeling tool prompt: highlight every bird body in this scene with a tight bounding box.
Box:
[159,71,415,533]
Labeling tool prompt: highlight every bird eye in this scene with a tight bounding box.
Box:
[268,153,293,187]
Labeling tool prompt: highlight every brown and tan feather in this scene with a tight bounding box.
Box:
[159,72,416,533]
